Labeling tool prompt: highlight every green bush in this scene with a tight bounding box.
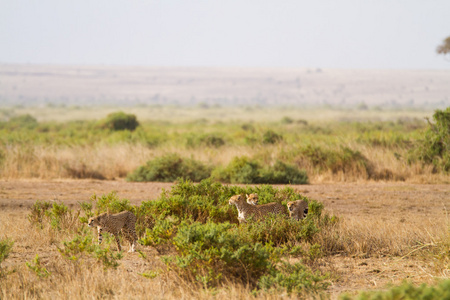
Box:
[260,160,309,184]
[0,238,14,266]
[212,157,308,184]
[409,107,450,172]
[262,130,283,144]
[28,201,80,231]
[301,145,374,178]
[163,221,276,287]
[127,153,212,182]
[26,254,51,278]
[340,280,450,300]
[3,114,38,130]
[99,111,139,131]
[212,156,261,184]
[258,261,329,296]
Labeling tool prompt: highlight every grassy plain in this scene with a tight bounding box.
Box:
[0,106,449,299]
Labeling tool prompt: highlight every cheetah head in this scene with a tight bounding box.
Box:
[88,213,106,227]
[287,200,309,220]
[229,195,244,205]
[246,193,259,205]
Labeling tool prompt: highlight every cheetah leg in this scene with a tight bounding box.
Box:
[123,229,137,252]
[97,227,103,244]
[113,234,122,251]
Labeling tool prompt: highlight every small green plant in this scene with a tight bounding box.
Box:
[409,107,450,172]
[262,130,283,144]
[0,238,14,278]
[93,246,123,270]
[127,153,212,182]
[26,254,51,278]
[58,234,123,270]
[28,200,52,228]
[0,238,14,266]
[99,111,139,131]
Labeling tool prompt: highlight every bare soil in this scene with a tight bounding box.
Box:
[1,179,449,298]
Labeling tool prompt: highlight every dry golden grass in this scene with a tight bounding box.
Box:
[1,180,448,299]
[1,142,446,184]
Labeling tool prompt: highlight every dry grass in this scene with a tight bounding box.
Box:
[1,142,446,184]
[1,180,448,299]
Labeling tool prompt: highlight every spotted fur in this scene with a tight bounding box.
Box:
[229,194,288,223]
[286,200,309,221]
[88,211,137,252]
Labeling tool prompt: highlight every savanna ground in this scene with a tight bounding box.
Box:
[1,179,449,299]
[0,106,449,299]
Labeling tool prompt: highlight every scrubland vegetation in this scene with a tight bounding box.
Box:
[0,107,449,183]
[0,106,449,299]
[1,180,448,299]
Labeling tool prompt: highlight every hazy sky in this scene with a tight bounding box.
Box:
[1,0,450,69]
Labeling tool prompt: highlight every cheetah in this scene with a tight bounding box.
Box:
[246,193,259,205]
[286,200,309,221]
[229,194,288,223]
[88,211,138,252]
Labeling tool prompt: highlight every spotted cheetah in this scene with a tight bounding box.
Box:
[246,193,259,205]
[229,194,288,223]
[286,200,309,221]
[88,211,137,252]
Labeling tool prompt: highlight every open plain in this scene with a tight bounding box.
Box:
[1,179,448,299]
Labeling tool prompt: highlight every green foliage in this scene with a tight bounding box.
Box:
[2,114,39,130]
[26,254,51,278]
[91,191,134,214]
[301,145,374,178]
[99,111,139,131]
[260,160,309,184]
[127,153,212,182]
[58,234,123,270]
[0,238,14,278]
[409,107,450,172]
[164,221,275,287]
[28,200,52,228]
[212,156,308,184]
[340,280,450,300]
[0,238,14,266]
[28,201,80,231]
[258,261,329,296]
[262,130,283,144]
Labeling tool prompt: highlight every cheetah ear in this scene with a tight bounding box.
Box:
[246,194,249,198]
[254,193,258,197]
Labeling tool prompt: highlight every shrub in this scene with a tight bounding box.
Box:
[26,254,51,278]
[212,157,308,184]
[28,201,80,232]
[258,261,329,296]
[409,107,450,172]
[163,221,276,287]
[91,191,134,215]
[99,111,139,131]
[212,156,261,184]
[0,238,14,267]
[301,145,374,178]
[262,130,283,144]
[127,153,212,182]
[260,160,309,184]
[58,234,123,270]
[4,114,38,130]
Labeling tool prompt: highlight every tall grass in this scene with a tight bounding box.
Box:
[0,109,446,183]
